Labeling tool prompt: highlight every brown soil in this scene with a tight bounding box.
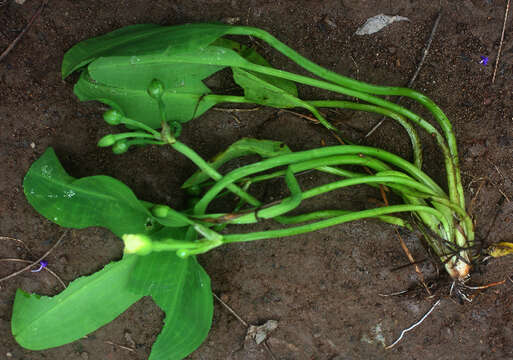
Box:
[1,1,512,359]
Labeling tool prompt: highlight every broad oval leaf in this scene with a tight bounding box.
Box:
[87,52,224,90]
[12,255,141,350]
[23,148,154,237]
[74,70,219,128]
[62,23,235,78]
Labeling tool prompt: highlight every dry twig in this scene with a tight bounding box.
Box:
[365,11,442,138]
[213,293,277,360]
[104,340,136,353]
[0,0,48,62]
[394,229,432,296]
[378,289,408,297]
[0,230,68,283]
[498,188,511,203]
[464,279,506,290]
[0,258,66,289]
[492,0,511,83]
[279,109,320,124]
[212,293,248,327]
[0,235,31,252]
[468,179,486,217]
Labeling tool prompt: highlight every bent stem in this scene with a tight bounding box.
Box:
[227,25,464,209]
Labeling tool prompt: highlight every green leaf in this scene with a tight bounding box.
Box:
[12,255,141,350]
[74,70,219,128]
[128,236,213,360]
[182,138,292,189]
[233,67,304,108]
[75,37,298,128]
[62,23,235,78]
[214,38,298,97]
[23,148,154,237]
[128,228,191,293]
[87,52,223,91]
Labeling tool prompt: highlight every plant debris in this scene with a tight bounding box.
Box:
[355,14,410,35]
[245,320,279,345]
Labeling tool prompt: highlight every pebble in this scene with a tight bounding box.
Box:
[80,352,89,359]
[323,16,337,29]
[6,352,12,358]
[388,46,397,54]
[59,254,69,264]
[30,142,35,149]
[483,97,493,105]
[468,144,486,157]
[15,0,26,4]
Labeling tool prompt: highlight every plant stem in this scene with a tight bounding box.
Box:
[170,141,261,207]
[193,146,447,215]
[308,100,422,169]
[220,204,449,244]
[201,174,438,225]
[229,26,464,209]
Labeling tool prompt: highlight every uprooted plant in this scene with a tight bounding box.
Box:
[11,23,501,359]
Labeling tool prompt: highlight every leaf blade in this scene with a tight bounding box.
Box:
[127,228,213,360]
[62,23,234,78]
[12,255,141,350]
[74,70,219,128]
[23,148,153,237]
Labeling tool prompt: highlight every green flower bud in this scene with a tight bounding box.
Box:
[147,78,165,100]
[97,134,116,147]
[152,205,170,218]
[112,140,129,154]
[122,234,153,255]
[103,109,123,125]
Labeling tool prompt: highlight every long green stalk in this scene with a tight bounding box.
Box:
[193,146,447,215]
[221,204,450,244]
[197,174,438,225]
[227,26,464,209]
[308,100,422,169]
[170,141,261,206]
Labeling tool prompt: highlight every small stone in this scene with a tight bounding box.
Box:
[468,144,486,157]
[220,293,230,303]
[323,16,337,29]
[483,98,493,105]
[15,0,26,4]
[80,352,89,359]
[124,331,136,348]
[221,17,240,25]
[30,142,35,149]
[6,352,13,358]
[59,254,69,264]
[388,46,397,54]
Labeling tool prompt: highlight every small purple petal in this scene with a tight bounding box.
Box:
[479,56,489,65]
[31,260,48,273]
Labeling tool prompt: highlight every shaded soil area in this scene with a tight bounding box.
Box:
[1,0,512,359]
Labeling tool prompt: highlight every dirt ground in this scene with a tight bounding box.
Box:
[1,0,513,359]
